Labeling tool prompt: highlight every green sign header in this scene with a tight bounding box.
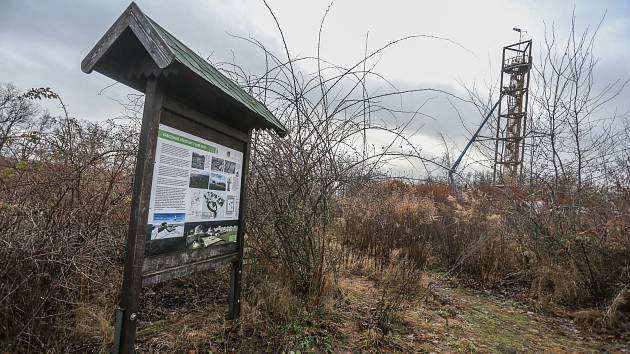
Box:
[158,130,218,153]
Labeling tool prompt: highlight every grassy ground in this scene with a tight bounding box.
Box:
[326,272,627,353]
[393,274,628,353]
[109,266,630,353]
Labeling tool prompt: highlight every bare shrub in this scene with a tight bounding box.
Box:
[219,4,465,300]
[604,287,630,329]
[340,176,630,318]
[0,86,138,351]
[340,181,436,269]
[369,254,423,332]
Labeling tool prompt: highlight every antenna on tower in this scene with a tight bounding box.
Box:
[512,27,528,42]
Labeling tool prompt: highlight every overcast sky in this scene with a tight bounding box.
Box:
[1,0,628,175]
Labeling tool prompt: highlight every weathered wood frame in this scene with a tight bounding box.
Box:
[112,78,250,353]
[80,4,286,353]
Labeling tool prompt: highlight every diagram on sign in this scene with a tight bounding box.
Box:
[145,124,243,256]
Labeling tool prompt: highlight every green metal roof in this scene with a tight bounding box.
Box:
[81,2,286,136]
[146,18,286,133]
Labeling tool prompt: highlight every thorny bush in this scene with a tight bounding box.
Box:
[0,84,138,351]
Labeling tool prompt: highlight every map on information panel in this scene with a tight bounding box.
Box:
[146,124,242,256]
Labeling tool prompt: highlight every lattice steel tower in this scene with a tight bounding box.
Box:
[492,40,532,185]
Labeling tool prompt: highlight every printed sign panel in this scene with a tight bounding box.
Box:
[144,124,243,257]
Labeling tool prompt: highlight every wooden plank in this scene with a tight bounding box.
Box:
[128,8,173,68]
[81,5,133,73]
[142,252,238,286]
[142,242,237,276]
[160,109,245,152]
[82,3,173,74]
[162,96,250,142]
[228,130,252,319]
[115,77,164,354]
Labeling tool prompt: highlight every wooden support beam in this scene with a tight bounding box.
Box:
[114,77,163,354]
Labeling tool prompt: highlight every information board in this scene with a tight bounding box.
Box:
[145,124,243,257]
[82,4,288,350]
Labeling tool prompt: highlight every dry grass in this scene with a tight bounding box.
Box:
[1,86,628,351]
[339,180,630,331]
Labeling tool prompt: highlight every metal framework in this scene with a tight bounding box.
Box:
[492,40,532,185]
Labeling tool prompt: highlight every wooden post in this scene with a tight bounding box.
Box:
[228,130,252,319]
[113,77,164,354]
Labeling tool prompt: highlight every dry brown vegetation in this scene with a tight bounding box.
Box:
[341,180,630,312]
[1,7,630,352]
[1,87,628,351]
[0,85,138,351]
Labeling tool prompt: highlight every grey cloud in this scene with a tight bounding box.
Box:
[0,0,626,162]
[0,0,282,120]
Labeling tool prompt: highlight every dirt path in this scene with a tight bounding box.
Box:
[336,272,630,353]
[133,270,629,352]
